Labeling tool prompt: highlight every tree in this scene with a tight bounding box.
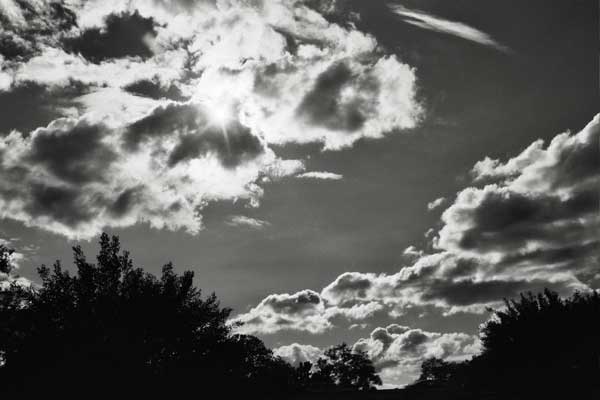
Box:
[0,234,384,396]
[0,234,290,396]
[478,289,600,390]
[0,244,14,275]
[414,289,600,397]
[418,357,457,383]
[310,343,381,391]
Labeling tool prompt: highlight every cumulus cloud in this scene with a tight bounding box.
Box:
[296,171,343,180]
[234,290,331,334]
[0,108,297,239]
[274,343,323,366]
[389,4,510,53]
[233,290,384,335]
[353,324,480,387]
[0,0,422,238]
[241,115,600,336]
[272,323,481,388]
[439,114,600,278]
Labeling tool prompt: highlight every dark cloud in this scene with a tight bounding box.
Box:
[28,120,117,184]
[399,329,430,351]
[0,118,121,232]
[456,188,599,253]
[63,11,157,63]
[168,120,263,168]
[296,62,374,132]
[124,102,264,168]
[24,183,94,228]
[0,81,88,135]
[109,186,144,217]
[422,278,570,307]
[498,241,600,274]
[123,103,202,150]
[123,79,187,101]
[263,290,322,315]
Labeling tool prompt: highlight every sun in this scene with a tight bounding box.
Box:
[209,105,232,127]
[202,98,234,129]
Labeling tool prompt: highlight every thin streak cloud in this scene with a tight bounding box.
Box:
[297,171,344,180]
[389,4,511,53]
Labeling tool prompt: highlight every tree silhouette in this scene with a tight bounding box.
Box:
[418,357,457,383]
[0,234,381,396]
[310,343,381,391]
[414,289,600,397]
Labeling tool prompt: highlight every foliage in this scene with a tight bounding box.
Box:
[415,289,600,396]
[310,343,382,391]
[0,234,381,396]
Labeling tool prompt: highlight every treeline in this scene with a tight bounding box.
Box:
[0,234,380,397]
[412,289,600,398]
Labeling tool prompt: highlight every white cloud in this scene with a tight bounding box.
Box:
[274,343,323,366]
[0,0,25,26]
[0,0,423,238]
[353,324,480,387]
[233,290,384,335]
[6,0,422,149]
[226,215,270,229]
[427,197,446,210]
[233,290,332,334]
[389,4,510,53]
[296,171,343,180]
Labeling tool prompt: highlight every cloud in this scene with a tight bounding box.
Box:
[271,322,479,387]
[389,4,510,53]
[63,11,157,63]
[353,324,480,387]
[0,0,77,61]
[226,215,270,229]
[296,171,343,180]
[233,290,384,335]
[274,343,323,366]
[427,197,446,210]
[2,0,422,146]
[234,290,332,334]
[0,109,298,239]
[123,78,186,101]
[438,114,600,276]
[241,115,600,338]
[0,0,422,237]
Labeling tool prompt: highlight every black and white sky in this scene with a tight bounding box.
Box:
[0,0,598,387]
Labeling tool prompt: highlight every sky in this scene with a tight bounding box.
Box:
[0,0,598,388]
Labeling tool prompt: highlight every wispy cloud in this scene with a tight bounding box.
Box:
[427,197,446,211]
[389,4,511,53]
[226,215,270,229]
[296,171,343,180]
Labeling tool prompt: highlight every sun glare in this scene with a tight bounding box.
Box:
[210,105,232,127]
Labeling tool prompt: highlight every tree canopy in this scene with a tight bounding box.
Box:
[0,234,380,396]
[414,289,600,398]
